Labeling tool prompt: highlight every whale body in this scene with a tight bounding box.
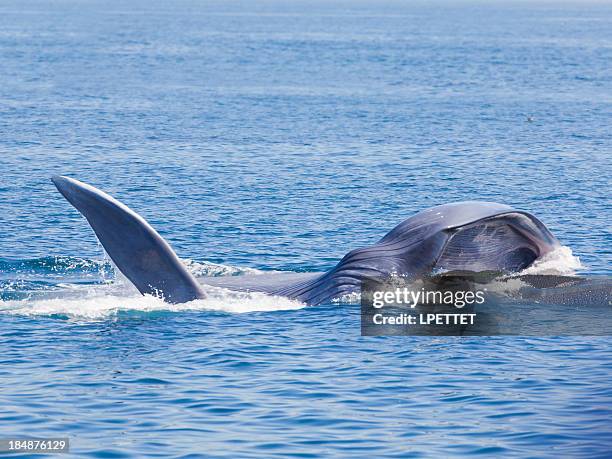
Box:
[51,176,561,305]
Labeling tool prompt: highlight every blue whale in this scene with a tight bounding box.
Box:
[52,176,560,305]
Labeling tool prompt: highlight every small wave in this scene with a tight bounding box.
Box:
[0,256,113,275]
[0,256,263,280]
[0,285,304,320]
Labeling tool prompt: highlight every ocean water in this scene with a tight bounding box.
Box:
[1,1,611,457]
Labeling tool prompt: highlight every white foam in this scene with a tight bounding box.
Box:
[0,256,302,320]
[331,291,361,305]
[519,245,584,276]
[182,259,268,277]
[0,284,304,321]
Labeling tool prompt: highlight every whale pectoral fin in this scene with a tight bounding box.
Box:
[52,176,205,303]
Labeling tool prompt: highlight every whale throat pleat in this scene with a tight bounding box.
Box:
[435,217,539,273]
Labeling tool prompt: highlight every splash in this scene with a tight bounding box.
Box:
[519,245,584,276]
[483,246,585,297]
[0,256,303,320]
[0,284,304,320]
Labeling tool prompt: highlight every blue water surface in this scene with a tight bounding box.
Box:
[0,1,611,457]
